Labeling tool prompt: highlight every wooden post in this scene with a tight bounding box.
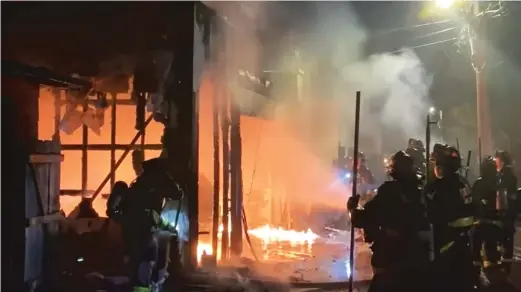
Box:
[162,2,198,270]
[110,92,118,189]
[110,93,117,189]
[211,81,221,259]
[230,97,243,257]
[52,89,61,142]
[81,99,88,197]
[220,86,230,260]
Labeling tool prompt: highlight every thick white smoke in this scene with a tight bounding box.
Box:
[311,2,436,154]
[203,2,442,216]
[340,49,434,151]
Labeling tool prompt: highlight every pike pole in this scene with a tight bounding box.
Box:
[348,91,361,292]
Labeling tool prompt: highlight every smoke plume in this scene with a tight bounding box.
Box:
[202,2,438,222]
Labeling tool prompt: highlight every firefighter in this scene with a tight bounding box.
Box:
[471,156,500,283]
[345,151,376,194]
[494,150,519,272]
[425,144,475,292]
[348,151,429,292]
[107,158,183,292]
[406,138,426,176]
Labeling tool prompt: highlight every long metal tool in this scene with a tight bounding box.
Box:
[464,150,472,180]
[348,91,361,292]
[425,115,431,186]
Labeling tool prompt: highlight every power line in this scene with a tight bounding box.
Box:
[389,37,459,54]
[373,19,453,36]
[413,27,456,41]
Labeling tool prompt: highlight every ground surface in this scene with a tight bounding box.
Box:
[55,218,520,291]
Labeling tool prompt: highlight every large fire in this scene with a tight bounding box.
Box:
[248,224,319,243]
[197,224,319,263]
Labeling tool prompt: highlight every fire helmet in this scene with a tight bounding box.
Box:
[106,180,129,220]
[430,143,461,173]
[388,150,414,178]
[408,138,425,152]
[494,150,512,166]
[480,156,496,178]
[345,150,366,164]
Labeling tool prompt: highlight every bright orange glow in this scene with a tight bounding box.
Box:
[197,224,319,263]
[39,69,347,267]
[197,242,214,262]
[248,224,319,244]
[197,224,225,263]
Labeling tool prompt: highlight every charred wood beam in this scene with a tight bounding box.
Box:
[161,2,201,271]
[61,144,162,151]
[60,99,136,106]
[2,60,92,89]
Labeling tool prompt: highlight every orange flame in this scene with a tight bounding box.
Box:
[248,224,319,243]
[197,224,320,263]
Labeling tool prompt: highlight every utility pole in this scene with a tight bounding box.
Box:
[469,2,493,156]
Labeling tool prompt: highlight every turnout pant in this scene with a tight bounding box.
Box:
[432,237,475,292]
[501,220,516,271]
[472,223,502,266]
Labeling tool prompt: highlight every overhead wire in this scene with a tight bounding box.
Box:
[373,19,453,36]
[389,37,459,54]
[412,26,456,40]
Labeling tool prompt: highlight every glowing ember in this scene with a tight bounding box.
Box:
[248,225,319,243]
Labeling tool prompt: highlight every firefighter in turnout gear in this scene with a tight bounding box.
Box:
[494,150,519,272]
[471,157,500,280]
[425,144,475,292]
[406,138,426,176]
[346,151,376,194]
[107,158,183,292]
[348,151,429,292]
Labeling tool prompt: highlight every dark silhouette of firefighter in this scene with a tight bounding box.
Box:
[405,138,426,176]
[494,150,519,272]
[425,144,475,292]
[348,151,430,292]
[471,156,499,283]
[345,150,376,194]
[107,158,183,292]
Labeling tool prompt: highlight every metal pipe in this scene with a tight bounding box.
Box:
[465,150,472,180]
[211,87,221,259]
[91,115,154,201]
[425,115,431,186]
[348,91,361,292]
[110,93,117,189]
